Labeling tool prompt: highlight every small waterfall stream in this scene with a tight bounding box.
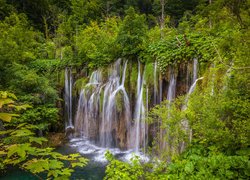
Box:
[180,58,202,151]
[65,67,73,129]
[133,61,146,152]
[161,67,177,152]
[153,61,158,105]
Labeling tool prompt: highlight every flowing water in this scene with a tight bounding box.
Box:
[65,67,73,129]
[180,58,202,151]
[133,61,147,152]
[161,67,177,152]
[2,59,205,179]
[66,58,201,167]
[74,59,149,154]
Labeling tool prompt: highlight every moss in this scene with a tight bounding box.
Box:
[99,90,104,111]
[74,77,88,96]
[59,70,65,88]
[144,62,154,87]
[115,91,124,113]
[129,63,138,93]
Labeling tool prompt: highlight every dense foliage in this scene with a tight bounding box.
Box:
[0,0,249,179]
[0,91,88,179]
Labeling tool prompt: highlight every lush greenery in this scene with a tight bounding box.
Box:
[0,0,249,179]
[0,91,88,179]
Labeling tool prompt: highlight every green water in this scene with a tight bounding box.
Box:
[0,145,106,180]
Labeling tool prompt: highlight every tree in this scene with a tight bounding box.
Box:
[116,7,148,60]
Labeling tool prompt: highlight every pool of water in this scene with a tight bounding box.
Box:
[1,138,149,180]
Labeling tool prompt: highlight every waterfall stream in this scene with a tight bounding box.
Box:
[133,61,146,152]
[65,67,73,129]
[180,58,202,151]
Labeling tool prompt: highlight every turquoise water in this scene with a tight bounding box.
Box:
[1,138,148,179]
[0,144,106,180]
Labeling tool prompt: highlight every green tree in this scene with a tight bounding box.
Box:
[116,7,148,60]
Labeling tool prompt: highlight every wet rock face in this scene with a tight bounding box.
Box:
[66,126,75,137]
[115,110,128,149]
[70,59,198,150]
[46,133,66,147]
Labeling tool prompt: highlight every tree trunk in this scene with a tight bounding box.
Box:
[160,0,165,38]
[42,16,49,40]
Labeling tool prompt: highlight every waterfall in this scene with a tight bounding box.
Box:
[161,67,177,152]
[65,67,73,129]
[145,87,149,153]
[180,58,202,152]
[75,59,131,149]
[153,61,158,105]
[193,58,198,83]
[182,58,199,110]
[167,68,177,103]
[159,74,163,103]
[133,62,146,152]
[101,60,131,147]
[75,70,102,138]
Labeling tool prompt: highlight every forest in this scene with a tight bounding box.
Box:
[0,0,249,179]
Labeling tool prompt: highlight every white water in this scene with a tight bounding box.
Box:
[75,59,133,149]
[167,68,177,103]
[70,58,205,161]
[153,61,158,105]
[182,58,199,110]
[73,59,150,160]
[161,67,177,152]
[69,138,149,163]
[65,67,73,129]
[133,61,147,152]
[180,58,202,152]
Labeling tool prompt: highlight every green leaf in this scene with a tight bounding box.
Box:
[0,113,19,122]
[0,130,13,135]
[49,160,64,169]
[29,137,47,145]
[0,98,14,108]
[11,129,34,137]
[48,170,59,178]
[9,104,32,111]
[7,143,31,158]
[23,158,49,173]
[0,151,6,155]
[7,144,18,158]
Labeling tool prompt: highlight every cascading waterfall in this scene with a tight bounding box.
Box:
[75,59,132,149]
[180,58,202,152]
[167,68,177,103]
[159,74,163,104]
[161,67,177,152]
[153,61,158,105]
[72,57,206,159]
[75,70,102,138]
[193,58,198,82]
[133,62,147,152]
[182,58,199,109]
[101,60,131,148]
[65,67,73,129]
